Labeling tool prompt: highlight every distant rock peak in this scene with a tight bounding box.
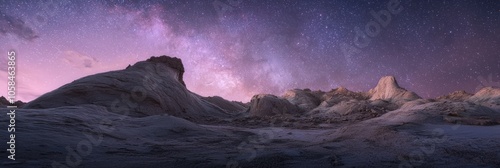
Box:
[369,76,420,102]
[146,55,186,86]
[377,76,400,89]
[336,86,349,93]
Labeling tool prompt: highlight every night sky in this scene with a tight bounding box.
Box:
[0,0,499,102]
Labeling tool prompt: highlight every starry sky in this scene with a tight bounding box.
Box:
[0,0,499,102]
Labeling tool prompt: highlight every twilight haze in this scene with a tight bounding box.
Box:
[0,0,498,102]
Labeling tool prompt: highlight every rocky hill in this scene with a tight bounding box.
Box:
[23,56,231,121]
[368,76,421,103]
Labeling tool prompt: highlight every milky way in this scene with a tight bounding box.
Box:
[0,0,498,102]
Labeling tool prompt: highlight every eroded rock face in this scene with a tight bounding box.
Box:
[23,55,230,121]
[368,76,420,103]
[146,56,186,86]
[248,94,302,116]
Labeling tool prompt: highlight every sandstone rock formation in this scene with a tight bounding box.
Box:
[282,89,321,111]
[368,76,420,104]
[23,56,232,121]
[146,56,186,86]
[469,87,500,112]
[436,90,472,101]
[0,96,25,107]
[202,96,247,114]
[319,87,369,106]
[247,94,301,116]
[469,87,500,102]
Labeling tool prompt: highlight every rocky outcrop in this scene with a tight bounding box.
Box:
[247,94,302,116]
[23,55,230,121]
[368,76,420,103]
[309,94,393,121]
[436,90,472,101]
[469,87,500,102]
[146,56,186,86]
[283,89,321,111]
[0,96,25,107]
[202,96,247,113]
[320,87,370,107]
[468,87,500,112]
[323,86,357,98]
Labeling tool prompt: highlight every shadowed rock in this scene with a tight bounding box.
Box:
[320,87,370,106]
[202,96,247,113]
[437,90,472,101]
[247,94,302,116]
[23,55,232,121]
[469,87,500,102]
